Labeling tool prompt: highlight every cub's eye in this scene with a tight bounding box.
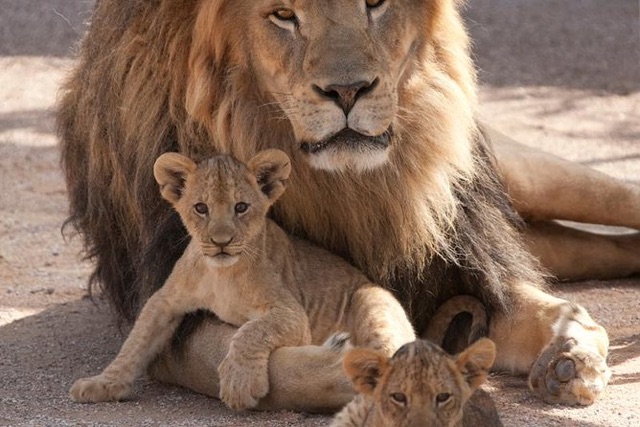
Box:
[272,8,296,22]
[390,392,407,405]
[194,203,208,215]
[365,0,385,8]
[234,202,249,214]
[435,392,451,406]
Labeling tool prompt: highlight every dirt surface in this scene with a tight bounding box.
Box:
[1,1,638,426]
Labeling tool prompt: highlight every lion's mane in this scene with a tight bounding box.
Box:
[59,0,542,332]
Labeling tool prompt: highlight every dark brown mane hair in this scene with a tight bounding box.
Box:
[58,0,543,336]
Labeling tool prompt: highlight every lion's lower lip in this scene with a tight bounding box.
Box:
[300,128,392,154]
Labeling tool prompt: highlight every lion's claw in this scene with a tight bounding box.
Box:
[69,375,131,403]
[529,336,610,406]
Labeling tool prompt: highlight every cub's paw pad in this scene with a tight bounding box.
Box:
[69,375,131,403]
[529,337,611,406]
[218,355,269,411]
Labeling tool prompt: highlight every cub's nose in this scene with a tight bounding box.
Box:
[313,78,378,115]
[211,236,234,248]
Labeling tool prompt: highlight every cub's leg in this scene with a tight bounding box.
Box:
[149,315,355,412]
[70,289,184,402]
[489,126,640,279]
[346,286,416,356]
[489,283,611,405]
[217,304,313,410]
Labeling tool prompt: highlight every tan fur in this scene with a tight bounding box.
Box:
[489,128,640,280]
[332,339,499,427]
[69,150,415,409]
[424,295,488,353]
[59,0,614,410]
[489,286,611,406]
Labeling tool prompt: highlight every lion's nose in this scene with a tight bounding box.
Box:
[313,78,378,115]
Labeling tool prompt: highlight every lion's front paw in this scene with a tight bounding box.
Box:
[217,354,269,410]
[69,375,131,403]
[529,337,611,405]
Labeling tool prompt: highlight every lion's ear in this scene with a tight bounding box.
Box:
[455,338,496,391]
[153,153,197,204]
[343,348,389,395]
[247,149,291,203]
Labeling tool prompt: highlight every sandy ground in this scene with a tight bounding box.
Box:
[1,1,638,426]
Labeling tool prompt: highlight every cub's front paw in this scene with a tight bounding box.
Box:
[529,337,611,405]
[217,354,269,410]
[69,375,131,403]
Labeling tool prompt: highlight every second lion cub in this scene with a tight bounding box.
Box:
[70,149,415,410]
[331,338,500,427]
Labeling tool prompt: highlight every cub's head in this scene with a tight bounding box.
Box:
[153,149,291,268]
[344,338,496,427]
[188,0,474,172]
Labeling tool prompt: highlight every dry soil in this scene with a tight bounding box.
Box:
[1,1,638,426]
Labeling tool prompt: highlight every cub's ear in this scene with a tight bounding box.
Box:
[343,348,389,395]
[455,338,496,390]
[247,149,291,202]
[153,153,197,204]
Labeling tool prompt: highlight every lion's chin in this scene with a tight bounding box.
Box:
[300,128,392,173]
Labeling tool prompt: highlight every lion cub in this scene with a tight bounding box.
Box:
[69,149,415,410]
[331,338,500,427]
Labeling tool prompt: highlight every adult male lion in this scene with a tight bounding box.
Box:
[59,0,636,410]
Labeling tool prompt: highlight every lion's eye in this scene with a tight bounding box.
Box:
[365,0,385,8]
[365,0,387,20]
[268,8,298,33]
[435,392,451,406]
[234,202,249,214]
[390,392,407,405]
[272,8,296,22]
[194,203,208,215]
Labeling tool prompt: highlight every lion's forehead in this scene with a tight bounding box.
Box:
[292,0,367,22]
[245,0,425,74]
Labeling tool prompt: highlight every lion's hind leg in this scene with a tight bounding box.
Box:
[494,136,640,229]
[490,127,640,280]
[524,220,640,281]
[490,283,610,405]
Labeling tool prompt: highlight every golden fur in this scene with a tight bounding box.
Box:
[59,0,611,408]
[69,150,415,409]
[331,339,499,427]
[424,295,488,355]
